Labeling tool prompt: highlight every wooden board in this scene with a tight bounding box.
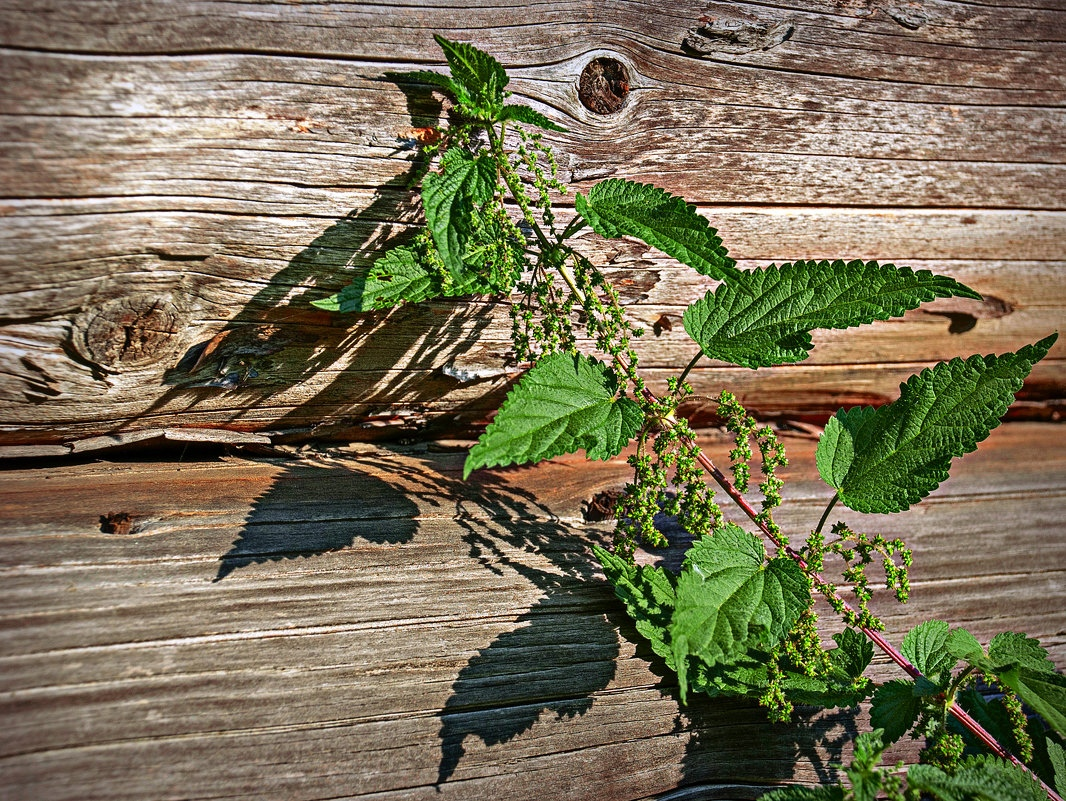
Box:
[0,422,1063,799]
[1,1,1064,448]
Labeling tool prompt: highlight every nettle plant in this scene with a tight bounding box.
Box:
[315,36,1065,801]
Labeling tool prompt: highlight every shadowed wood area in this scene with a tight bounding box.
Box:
[0,423,1064,800]
[1,1,1064,449]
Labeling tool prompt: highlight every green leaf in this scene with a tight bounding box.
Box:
[870,680,921,743]
[946,627,990,670]
[760,785,845,801]
[681,261,979,369]
[847,729,892,801]
[464,352,643,478]
[498,103,567,132]
[422,148,498,279]
[433,34,509,115]
[669,524,810,702]
[1047,735,1066,795]
[989,632,1057,674]
[999,667,1066,737]
[311,246,442,313]
[593,545,676,663]
[815,334,1057,513]
[406,69,473,107]
[574,179,740,281]
[907,755,1047,801]
[901,620,957,680]
[829,627,874,682]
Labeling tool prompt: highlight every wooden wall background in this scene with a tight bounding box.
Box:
[0,2,1063,800]
[1,0,1064,452]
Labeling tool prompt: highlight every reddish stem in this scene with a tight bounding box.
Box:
[637,386,1063,801]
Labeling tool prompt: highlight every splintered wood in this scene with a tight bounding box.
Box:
[0,424,1063,800]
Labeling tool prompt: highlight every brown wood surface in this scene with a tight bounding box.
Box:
[0,422,1064,800]
[1,1,1064,449]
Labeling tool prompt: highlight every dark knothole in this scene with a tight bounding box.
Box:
[578,57,630,114]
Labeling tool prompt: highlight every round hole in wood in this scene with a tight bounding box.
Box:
[578,57,630,114]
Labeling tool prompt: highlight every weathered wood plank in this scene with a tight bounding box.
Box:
[0,0,1063,446]
[0,422,1062,799]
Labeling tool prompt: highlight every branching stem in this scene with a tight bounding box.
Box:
[487,114,1061,801]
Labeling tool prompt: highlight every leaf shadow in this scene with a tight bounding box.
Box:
[381,461,621,787]
[124,72,509,444]
[214,456,419,581]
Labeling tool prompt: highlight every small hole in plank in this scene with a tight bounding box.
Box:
[578,57,630,114]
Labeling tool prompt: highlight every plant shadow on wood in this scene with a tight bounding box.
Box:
[214,456,419,581]
[139,76,509,443]
[370,457,620,787]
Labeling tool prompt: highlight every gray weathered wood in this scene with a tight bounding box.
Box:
[0,422,1063,799]
[1,1,1063,447]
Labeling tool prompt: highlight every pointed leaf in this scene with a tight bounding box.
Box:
[406,69,472,106]
[999,668,1066,737]
[311,246,442,313]
[816,335,1057,513]
[847,730,892,801]
[907,755,1047,801]
[422,148,498,278]
[498,103,567,132]
[830,627,874,682]
[946,627,989,669]
[575,179,740,281]
[433,35,508,115]
[464,352,643,478]
[901,620,957,680]
[989,632,1057,674]
[669,524,810,702]
[870,680,922,743]
[593,545,676,663]
[682,260,979,369]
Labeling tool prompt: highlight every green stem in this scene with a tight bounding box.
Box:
[558,215,586,242]
[675,350,704,390]
[488,124,554,253]
[815,494,840,536]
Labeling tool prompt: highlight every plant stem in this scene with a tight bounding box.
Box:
[814,494,839,536]
[558,215,586,242]
[675,350,703,390]
[653,400,1061,801]
[489,130,1061,801]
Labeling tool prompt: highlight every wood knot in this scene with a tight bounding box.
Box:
[578,57,630,115]
[100,511,134,535]
[73,294,183,373]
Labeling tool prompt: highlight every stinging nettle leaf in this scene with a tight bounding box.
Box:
[406,69,473,107]
[498,103,568,132]
[901,620,957,680]
[433,34,509,115]
[575,179,740,281]
[422,148,498,279]
[907,755,1048,801]
[463,352,643,479]
[593,545,676,664]
[669,524,810,702]
[311,246,441,313]
[816,334,1057,513]
[998,667,1066,737]
[988,631,1057,675]
[682,260,980,369]
[870,680,921,743]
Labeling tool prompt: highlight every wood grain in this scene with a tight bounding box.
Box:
[1,0,1064,447]
[0,422,1062,799]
